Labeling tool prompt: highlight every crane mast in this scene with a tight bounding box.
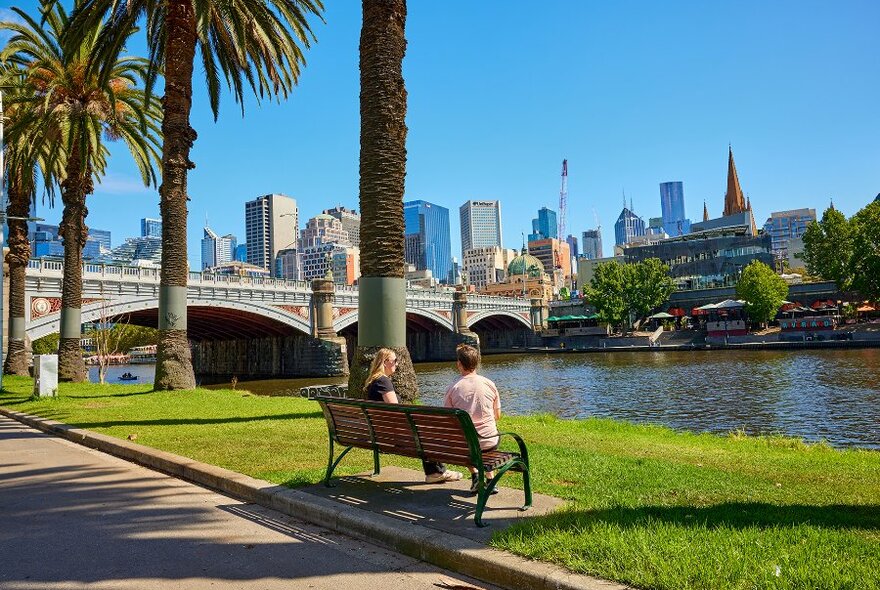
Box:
[557,159,568,240]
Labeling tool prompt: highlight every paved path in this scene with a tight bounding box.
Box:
[0,416,498,590]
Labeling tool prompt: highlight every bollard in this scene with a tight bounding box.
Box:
[33,354,59,397]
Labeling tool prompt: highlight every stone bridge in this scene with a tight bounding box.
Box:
[25,260,541,379]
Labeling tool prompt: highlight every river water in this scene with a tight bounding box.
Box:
[92,348,880,449]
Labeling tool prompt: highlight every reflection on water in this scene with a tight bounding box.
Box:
[96,349,880,449]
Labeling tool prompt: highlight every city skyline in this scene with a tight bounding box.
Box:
[5,1,878,265]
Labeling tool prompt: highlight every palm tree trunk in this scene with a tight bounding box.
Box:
[4,180,32,376]
[349,0,418,401]
[154,0,197,390]
[56,149,92,382]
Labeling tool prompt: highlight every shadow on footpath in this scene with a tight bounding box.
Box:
[0,422,456,587]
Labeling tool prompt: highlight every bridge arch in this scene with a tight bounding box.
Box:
[467,309,532,330]
[27,297,312,341]
[334,306,454,333]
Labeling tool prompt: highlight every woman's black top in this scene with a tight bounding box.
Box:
[366,375,394,402]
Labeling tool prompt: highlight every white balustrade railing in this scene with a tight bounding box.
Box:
[26,259,530,310]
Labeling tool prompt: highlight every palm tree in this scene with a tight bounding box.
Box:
[0,66,63,376]
[68,0,324,390]
[348,0,418,401]
[2,3,162,381]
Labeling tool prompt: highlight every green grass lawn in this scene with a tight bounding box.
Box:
[2,375,878,590]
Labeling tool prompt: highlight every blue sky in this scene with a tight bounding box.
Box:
[4,1,879,263]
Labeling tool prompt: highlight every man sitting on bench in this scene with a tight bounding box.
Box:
[444,344,501,495]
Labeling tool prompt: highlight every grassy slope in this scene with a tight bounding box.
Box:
[2,376,877,590]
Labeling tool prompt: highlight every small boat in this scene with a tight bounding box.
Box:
[119,372,139,381]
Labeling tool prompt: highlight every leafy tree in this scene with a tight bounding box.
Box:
[0,61,62,376]
[32,333,61,356]
[736,261,789,326]
[585,261,630,328]
[3,2,162,382]
[584,258,674,328]
[850,201,880,301]
[802,206,853,289]
[630,258,675,320]
[68,0,324,390]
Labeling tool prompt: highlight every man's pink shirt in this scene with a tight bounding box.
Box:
[443,373,501,450]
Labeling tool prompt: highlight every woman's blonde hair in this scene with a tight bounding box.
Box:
[363,348,396,392]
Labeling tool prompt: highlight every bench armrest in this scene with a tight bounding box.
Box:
[477,431,529,461]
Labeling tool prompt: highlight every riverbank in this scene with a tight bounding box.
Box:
[1,375,877,590]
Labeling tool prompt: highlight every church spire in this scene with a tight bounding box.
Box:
[703,200,709,221]
[723,145,747,216]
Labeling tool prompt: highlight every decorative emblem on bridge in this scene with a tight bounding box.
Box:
[275,305,310,319]
[31,297,103,319]
[333,307,355,319]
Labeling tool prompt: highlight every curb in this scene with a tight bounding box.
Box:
[1,406,626,590]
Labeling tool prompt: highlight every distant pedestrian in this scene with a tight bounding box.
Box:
[363,348,462,484]
[444,344,501,494]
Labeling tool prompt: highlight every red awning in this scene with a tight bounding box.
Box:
[691,307,706,316]
[668,307,686,317]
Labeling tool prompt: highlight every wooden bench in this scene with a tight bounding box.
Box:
[316,396,532,527]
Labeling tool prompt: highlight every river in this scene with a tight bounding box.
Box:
[91,348,880,449]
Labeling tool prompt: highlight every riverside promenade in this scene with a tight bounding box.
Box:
[0,412,618,590]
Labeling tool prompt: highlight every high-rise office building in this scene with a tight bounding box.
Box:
[323,206,361,248]
[581,228,603,260]
[614,207,646,246]
[528,207,557,241]
[659,181,691,237]
[300,214,351,249]
[234,243,248,262]
[201,226,237,270]
[462,246,517,291]
[141,217,162,238]
[565,235,579,259]
[30,223,109,260]
[244,193,298,275]
[459,200,502,258]
[763,208,816,262]
[404,200,452,284]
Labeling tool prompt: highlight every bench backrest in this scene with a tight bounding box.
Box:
[316,397,483,469]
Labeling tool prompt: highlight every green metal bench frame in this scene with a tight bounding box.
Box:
[316,395,532,527]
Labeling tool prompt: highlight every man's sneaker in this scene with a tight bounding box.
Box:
[469,473,498,495]
[425,470,463,483]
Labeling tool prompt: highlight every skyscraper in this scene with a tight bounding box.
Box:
[763,208,816,262]
[565,235,579,259]
[528,207,557,241]
[201,226,237,270]
[459,200,502,258]
[244,193,298,274]
[141,217,162,238]
[614,207,646,246]
[404,200,452,284]
[659,181,691,236]
[323,206,361,248]
[581,228,603,259]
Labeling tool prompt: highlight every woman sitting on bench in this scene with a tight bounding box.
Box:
[363,348,463,484]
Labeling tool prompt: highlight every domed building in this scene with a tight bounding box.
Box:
[507,252,544,278]
[482,250,554,302]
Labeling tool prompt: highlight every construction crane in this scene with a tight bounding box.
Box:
[557,159,568,240]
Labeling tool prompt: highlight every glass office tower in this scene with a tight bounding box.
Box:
[404,200,452,283]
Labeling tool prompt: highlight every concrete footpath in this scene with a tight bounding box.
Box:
[0,408,626,590]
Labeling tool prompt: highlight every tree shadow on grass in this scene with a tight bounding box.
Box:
[503,501,880,535]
